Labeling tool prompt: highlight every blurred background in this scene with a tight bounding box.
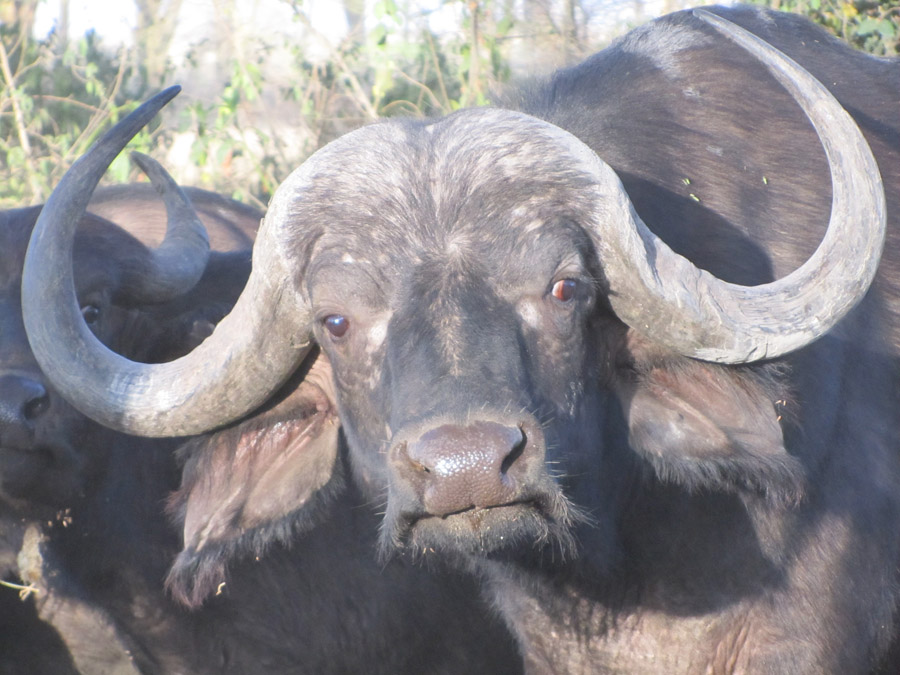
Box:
[1,0,897,210]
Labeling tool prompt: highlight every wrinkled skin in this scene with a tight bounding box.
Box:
[1,197,520,673]
[177,7,897,674]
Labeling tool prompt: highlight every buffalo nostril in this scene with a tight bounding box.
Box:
[500,426,527,476]
[393,442,430,474]
[23,391,50,421]
[0,375,49,446]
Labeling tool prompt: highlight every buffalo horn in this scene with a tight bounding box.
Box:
[23,87,313,436]
[581,10,886,362]
[119,151,210,304]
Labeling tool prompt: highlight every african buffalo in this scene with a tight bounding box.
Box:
[23,5,900,674]
[3,142,519,673]
[1,152,234,673]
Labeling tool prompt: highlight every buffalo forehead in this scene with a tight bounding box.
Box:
[300,112,597,264]
[311,220,590,318]
[297,116,592,240]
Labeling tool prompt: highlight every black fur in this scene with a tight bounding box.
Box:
[208,6,898,673]
[0,196,521,673]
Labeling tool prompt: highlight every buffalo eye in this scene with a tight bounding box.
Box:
[81,304,101,325]
[551,279,577,303]
[324,314,350,339]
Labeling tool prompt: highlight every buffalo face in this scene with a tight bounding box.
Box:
[296,121,615,557]
[295,115,801,565]
[16,13,894,672]
[1,151,237,509]
[0,208,115,507]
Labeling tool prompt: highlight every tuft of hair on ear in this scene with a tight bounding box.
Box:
[618,339,804,506]
[164,350,343,607]
[165,545,228,609]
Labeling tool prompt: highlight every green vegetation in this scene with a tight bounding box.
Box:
[0,14,158,207]
[1,0,896,210]
[747,0,899,55]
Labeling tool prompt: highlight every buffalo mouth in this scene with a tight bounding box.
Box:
[386,489,583,559]
[0,440,84,506]
[424,498,537,520]
[0,445,51,497]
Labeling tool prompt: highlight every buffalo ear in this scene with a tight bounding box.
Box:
[165,350,341,607]
[620,348,803,503]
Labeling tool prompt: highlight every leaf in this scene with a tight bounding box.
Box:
[369,23,388,47]
[876,19,896,40]
[856,17,880,35]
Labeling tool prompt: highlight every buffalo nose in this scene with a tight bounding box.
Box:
[397,421,526,516]
[0,374,49,447]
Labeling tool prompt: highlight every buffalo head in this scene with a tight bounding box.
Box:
[21,10,886,579]
[0,91,251,510]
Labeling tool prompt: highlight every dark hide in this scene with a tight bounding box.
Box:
[165,349,520,674]
[1,199,520,673]
[87,184,260,252]
[0,199,255,673]
[196,6,899,674]
[0,193,256,510]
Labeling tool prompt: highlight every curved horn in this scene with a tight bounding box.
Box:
[582,10,884,363]
[23,13,885,439]
[119,151,210,304]
[23,87,313,436]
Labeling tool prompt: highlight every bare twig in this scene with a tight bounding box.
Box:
[393,70,445,114]
[33,94,107,114]
[425,31,451,112]
[0,578,40,600]
[466,1,482,107]
[0,39,44,201]
[289,7,378,120]
[64,49,129,168]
